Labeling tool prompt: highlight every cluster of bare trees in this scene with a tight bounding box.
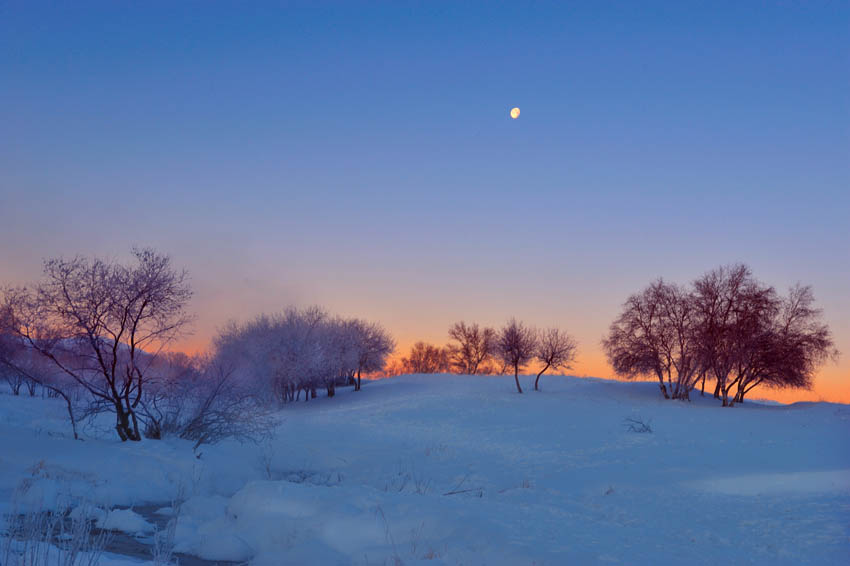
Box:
[391,320,578,394]
[392,342,450,374]
[212,306,395,403]
[497,319,578,393]
[603,264,838,405]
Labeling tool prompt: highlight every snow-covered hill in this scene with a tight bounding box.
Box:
[1,374,848,565]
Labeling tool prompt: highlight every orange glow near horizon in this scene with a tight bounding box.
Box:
[170,329,849,405]
[5,247,846,406]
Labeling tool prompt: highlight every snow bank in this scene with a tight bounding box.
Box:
[97,508,154,534]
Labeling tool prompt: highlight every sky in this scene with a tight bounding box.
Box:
[1,1,848,402]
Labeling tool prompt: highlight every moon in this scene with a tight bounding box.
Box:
[510,107,520,119]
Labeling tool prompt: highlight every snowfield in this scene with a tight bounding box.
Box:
[1,374,849,565]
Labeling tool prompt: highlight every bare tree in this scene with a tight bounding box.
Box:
[1,248,193,441]
[399,341,450,374]
[603,280,672,399]
[603,279,699,400]
[730,284,838,404]
[137,351,200,439]
[447,322,496,375]
[533,328,577,391]
[655,281,701,399]
[692,265,779,405]
[174,356,274,449]
[496,318,537,394]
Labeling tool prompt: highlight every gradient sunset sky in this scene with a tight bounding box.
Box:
[1,2,847,402]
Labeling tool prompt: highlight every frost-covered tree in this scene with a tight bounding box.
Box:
[533,328,578,391]
[212,306,394,404]
[349,319,395,391]
[496,319,537,394]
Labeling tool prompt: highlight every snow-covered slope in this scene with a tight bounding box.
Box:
[1,374,848,565]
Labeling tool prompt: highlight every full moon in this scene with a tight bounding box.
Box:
[510,107,520,119]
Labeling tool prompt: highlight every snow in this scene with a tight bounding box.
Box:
[695,469,850,496]
[1,374,849,565]
[97,508,154,535]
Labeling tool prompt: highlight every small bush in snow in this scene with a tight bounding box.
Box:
[623,417,653,433]
[140,353,275,449]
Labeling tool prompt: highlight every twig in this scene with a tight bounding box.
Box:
[443,488,482,496]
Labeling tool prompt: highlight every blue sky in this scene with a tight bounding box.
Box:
[1,1,848,399]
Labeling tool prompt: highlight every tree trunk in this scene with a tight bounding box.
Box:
[733,383,746,404]
[115,410,129,441]
[311,387,317,399]
[713,380,721,399]
[129,408,141,441]
[61,391,79,440]
[700,373,706,396]
[355,368,362,392]
[534,363,550,391]
[656,375,669,399]
[667,370,674,401]
[514,365,523,394]
[115,405,141,442]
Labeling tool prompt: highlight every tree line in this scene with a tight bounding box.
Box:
[602,264,838,405]
[389,320,578,393]
[0,250,839,444]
